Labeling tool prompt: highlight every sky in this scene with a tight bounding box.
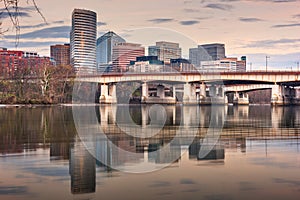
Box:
[0,0,300,70]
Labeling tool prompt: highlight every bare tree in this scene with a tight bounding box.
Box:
[0,0,46,45]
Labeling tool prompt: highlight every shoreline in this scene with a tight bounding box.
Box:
[0,103,286,108]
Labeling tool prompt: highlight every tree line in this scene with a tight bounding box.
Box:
[0,65,75,104]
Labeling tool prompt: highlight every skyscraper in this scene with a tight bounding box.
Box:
[189,43,226,68]
[112,42,145,72]
[50,44,70,66]
[148,41,181,64]
[96,31,126,72]
[201,43,225,60]
[70,9,97,73]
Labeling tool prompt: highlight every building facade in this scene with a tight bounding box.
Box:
[148,41,181,64]
[200,57,246,72]
[50,44,70,66]
[128,56,164,73]
[96,31,125,72]
[0,49,52,77]
[70,9,97,73]
[170,58,196,72]
[112,42,145,72]
[189,43,226,68]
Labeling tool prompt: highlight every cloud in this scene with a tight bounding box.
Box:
[243,38,300,48]
[205,3,233,11]
[5,26,71,39]
[272,23,300,28]
[239,17,264,22]
[273,178,300,186]
[180,20,200,25]
[0,6,36,12]
[149,181,171,188]
[293,14,300,18]
[20,21,64,29]
[183,8,201,13]
[0,186,28,195]
[0,40,67,48]
[0,12,31,19]
[97,22,107,26]
[180,178,196,185]
[218,0,297,3]
[148,18,175,24]
[0,6,36,19]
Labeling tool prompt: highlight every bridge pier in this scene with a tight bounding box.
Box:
[141,82,148,103]
[208,85,228,105]
[233,92,249,105]
[271,85,285,106]
[99,83,117,104]
[183,83,198,105]
[293,88,300,105]
[142,83,176,104]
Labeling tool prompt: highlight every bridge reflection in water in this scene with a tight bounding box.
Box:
[67,104,300,194]
[1,105,300,198]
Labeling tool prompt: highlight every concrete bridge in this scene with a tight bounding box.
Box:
[75,71,300,105]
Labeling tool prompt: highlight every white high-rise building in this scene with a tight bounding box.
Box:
[70,9,97,73]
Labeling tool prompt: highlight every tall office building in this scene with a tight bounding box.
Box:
[50,44,70,66]
[70,9,97,73]
[189,43,226,68]
[112,42,145,72]
[96,31,126,72]
[148,41,181,64]
[201,43,225,61]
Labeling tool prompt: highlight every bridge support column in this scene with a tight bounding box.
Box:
[209,85,228,105]
[271,84,285,106]
[199,83,210,105]
[172,86,176,98]
[183,83,197,105]
[293,88,300,105]
[233,92,249,105]
[141,82,148,103]
[99,83,117,104]
[157,85,165,98]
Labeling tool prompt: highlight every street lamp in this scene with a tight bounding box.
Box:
[265,56,270,72]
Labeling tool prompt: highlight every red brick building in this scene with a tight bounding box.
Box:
[0,48,52,78]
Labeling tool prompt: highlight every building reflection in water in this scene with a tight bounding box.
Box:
[69,136,96,194]
[1,105,300,196]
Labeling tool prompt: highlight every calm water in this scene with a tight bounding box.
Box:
[0,105,300,200]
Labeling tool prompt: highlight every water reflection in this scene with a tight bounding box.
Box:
[0,105,299,199]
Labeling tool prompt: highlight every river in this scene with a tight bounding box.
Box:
[0,105,299,200]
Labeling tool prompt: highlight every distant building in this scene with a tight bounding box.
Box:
[70,9,97,73]
[200,57,246,72]
[170,58,196,72]
[96,31,126,72]
[128,56,164,73]
[201,43,225,60]
[189,43,226,68]
[237,56,247,72]
[148,41,181,64]
[50,44,70,66]
[112,42,145,72]
[0,49,52,77]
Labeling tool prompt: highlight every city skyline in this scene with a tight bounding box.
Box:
[0,0,300,69]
